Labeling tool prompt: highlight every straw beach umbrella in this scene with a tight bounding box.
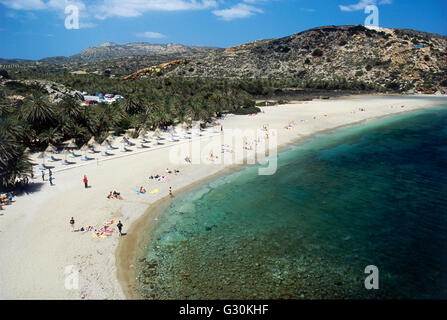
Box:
[62,148,70,161]
[101,138,110,147]
[106,134,116,143]
[138,129,148,139]
[45,143,57,153]
[80,144,90,156]
[120,136,129,144]
[87,137,100,153]
[101,137,113,151]
[154,128,162,140]
[37,151,46,165]
[66,139,78,149]
[87,136,99,147]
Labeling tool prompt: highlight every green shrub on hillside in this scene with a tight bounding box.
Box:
[312,49,324,57]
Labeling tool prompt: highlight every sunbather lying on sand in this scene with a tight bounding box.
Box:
[107,192,116,199]
[107,191,122,199]
[139,186,146,193]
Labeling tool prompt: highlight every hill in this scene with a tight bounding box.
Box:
[125,25,447,93]
[38,42,222,64]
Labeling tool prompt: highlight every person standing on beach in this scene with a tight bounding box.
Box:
[169,187,173,198]
[49,175,54,186]
[70,217,75,231]
[41,170,45,181]
[83,175,88,188]
[49,169,52,178]
[117,221,123,236]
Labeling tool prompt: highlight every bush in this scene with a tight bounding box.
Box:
[312,49,323,57]
[231,106,261,115]
[355,71,364,77]
[424,55,430,62]
[0,69,10,79]
[385,81,401,91]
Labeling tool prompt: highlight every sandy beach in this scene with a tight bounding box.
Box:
[0,94,446,300]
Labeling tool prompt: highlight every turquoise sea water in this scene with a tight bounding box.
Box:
[137,107,447,299]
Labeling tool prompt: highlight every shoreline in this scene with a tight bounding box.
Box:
[1,94,446,299]
[116,100,447,300]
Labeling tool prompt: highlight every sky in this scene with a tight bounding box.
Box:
[0,0,446,60]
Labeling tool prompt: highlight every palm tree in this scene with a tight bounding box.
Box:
[0,131,32,189]
[63,121,90,146]
[0,149,32,189]
[38,127,63,146]
[20,94,55,131]
[120,94,144,115]
[187,97,209,129]
[56,96,84,121]
[0,117,23,142]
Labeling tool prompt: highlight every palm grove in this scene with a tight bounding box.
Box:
[0,75,260,190]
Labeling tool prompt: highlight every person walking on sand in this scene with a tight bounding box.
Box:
[49,168,52,178]
[70,217,75,231]
[117,221,123,236]
[49,175,54,186]
[83,175,88,189]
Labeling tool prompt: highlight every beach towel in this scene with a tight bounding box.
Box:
[104,220,117,226]
[150,189,159,194]
[100,226,115,233]
[93,232,110,238]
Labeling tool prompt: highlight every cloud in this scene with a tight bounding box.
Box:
[93,0,218,19]
[0,1,218,19]
[0,0,46,10]
[0,0,219,28]
[0,0,85,11]
[339,0,392,12]
[136,31,167,39]
[213,3,263,21]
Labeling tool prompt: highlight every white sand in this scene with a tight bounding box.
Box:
[0,95,446,299]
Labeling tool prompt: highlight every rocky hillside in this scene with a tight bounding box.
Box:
[39,42,222,64]
[122,59,188,80]
[0,78,84,104]
[137,25,447,93]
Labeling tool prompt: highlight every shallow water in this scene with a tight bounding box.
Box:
[137,107,447,299]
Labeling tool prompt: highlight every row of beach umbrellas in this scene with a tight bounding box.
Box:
[35,125,217,168]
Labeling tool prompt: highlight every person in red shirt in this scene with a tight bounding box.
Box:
[83,175,88,188]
